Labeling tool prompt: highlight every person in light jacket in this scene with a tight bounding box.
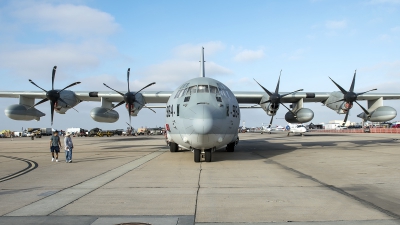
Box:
[64,132,74,163]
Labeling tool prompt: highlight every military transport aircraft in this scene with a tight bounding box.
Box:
[0,47,399,162]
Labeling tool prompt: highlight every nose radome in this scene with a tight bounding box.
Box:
[192,105,214,135]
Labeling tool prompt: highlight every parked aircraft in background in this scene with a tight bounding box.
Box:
[1,47,400,162]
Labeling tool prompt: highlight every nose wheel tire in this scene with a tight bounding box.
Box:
[169,142,178,152]
[194,149,201,162]
[205,149,212,162]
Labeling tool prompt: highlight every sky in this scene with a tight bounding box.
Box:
[0,0,400,131]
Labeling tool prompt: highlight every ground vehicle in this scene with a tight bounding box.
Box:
[136,127,147,135]
[391,124,400,128]
[114,129,124,136]
[88,128,113,137]
[40,128,53,136]
[27,128,42,138]
[336,126,348,130]
[348,125,362,129]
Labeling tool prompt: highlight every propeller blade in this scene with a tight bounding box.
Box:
[29,79,47,92]
[58,98,79,112]
[58,82,81,94]
[280,89,304,97]
[127,68,130,92]
[326,98,345,106]
[268,115,274,128]
[260,100,271,104]
[50,101,55,125]
[128,102,133,126]
[103,83,124,96]
[107,100,125,112]
[29,98,49,109]
[275,70,282,94]
[253,79,273,96]
[134,82,156,96]
[342,109,350,126]
[354,100,370,116]
[52,66,57,90]
[144,106,156,113]
[280,103,297,117]
[329,77,348,95]
[356,88,377,96]
[349,70,356,92]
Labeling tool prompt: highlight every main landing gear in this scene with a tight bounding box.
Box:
[169,142,178,152]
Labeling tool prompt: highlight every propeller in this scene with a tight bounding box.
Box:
[28,66,81,125]
[103,68,156,127]
[328,70,377,126]
[254,70,303,128]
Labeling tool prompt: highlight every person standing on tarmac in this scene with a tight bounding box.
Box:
[50,131,62,162]
[64,132,74,163]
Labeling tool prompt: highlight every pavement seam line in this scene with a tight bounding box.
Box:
[252,152,400,220]
[1,152,155,217]
[193,162,202,225]
[4,150,165,217]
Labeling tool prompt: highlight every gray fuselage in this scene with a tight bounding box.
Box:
[165,77,240,151]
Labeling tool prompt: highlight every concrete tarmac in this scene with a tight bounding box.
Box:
[0,133,399,225]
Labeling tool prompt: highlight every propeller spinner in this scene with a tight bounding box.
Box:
[29,66,81,125]
[254,70,303,128]
[328,70,377,126]
[103,68,156,127]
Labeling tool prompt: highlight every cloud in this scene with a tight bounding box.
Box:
[233,49,265,62]
[0,41,118,79]
[378,34,392,41]
[391,26,400,32]
[137,59,232,90]
[11,2,119,38]
[360,60,400,77]
[173,41,225,59]
[325,20,347,29]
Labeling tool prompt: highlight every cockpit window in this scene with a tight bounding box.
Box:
[210,85,219,94]
[179,88,187,97]
[197,85,209,93]
[187,86,197,95]
[174,89,182,99]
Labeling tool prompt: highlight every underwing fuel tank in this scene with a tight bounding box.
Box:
[90,107,119,123]
[285,108,314,123]
[4,104,45,121]
[357,106,397,122]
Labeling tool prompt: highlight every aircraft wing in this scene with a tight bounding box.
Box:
[0,91,174,104]
[3,91,400,104]
[232,91,400,104]
[75,91,173,103]
[0,91,47,99]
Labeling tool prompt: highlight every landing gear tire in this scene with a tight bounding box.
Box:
[194,149,201,162]
[226,143,235,152]
[205,149,212,162]
[169,142,178,152]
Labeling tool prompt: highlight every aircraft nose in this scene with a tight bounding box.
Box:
[192,104,215,135]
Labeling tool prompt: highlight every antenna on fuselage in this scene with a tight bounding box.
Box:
[200,47,205,77]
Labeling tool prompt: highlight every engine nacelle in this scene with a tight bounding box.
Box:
[357,106,397,122]
[263,103,280,116]
[90,107,119,123]
[285,108,314,123]
[4,104,45,121]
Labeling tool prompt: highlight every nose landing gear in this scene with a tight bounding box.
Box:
[193,148,213,162]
